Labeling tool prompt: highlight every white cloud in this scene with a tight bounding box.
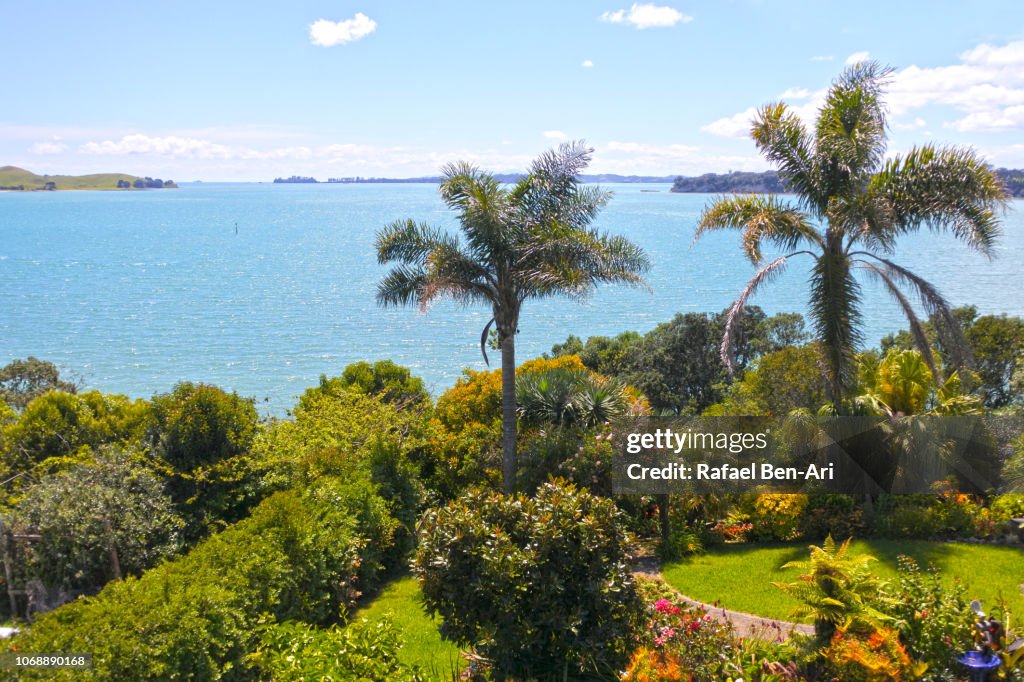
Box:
[600,3,691,29]
[887,40,1024,130]
[543,130,567,140]
[892,117,927,131]
[80,134,236,159]
[845,51,871,65]
[811,55,834,62]
[29,140,67,155]
[581,59,594,68]
[704,40,1024,139]
[779,87,811,100]
[309,13,376,47]
[595,141,765,174]
[701,107,757,138]
[951,106,1024,132]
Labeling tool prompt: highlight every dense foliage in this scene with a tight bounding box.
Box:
[415,481,642,679]
[7,448,183,596]
[11,477,396,680]
[0,358,77,411]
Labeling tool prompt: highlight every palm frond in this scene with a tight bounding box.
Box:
[855,259,938,377]
[855,253,974,370]
[815,61,893,194]
[752,102,822,213]
[519,229,651,301]
[870,144,1008,256]
[512,141,595,225]
[376,263,428,307]
[721,256,791,373]
[376,219,455,265]
[697,194,821,263]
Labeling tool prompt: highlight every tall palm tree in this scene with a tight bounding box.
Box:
[696,62,1008,403]
[376,141,649,492]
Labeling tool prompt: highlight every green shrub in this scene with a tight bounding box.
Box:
[11,477,395,680]
[299,360,430,410]
[250,617,426,681]
[515,426,615,496]
[873,492,980,540]
[887,556,974,680]
[1,390,150,479]
[415,480,642,679]
[989,494,1024,521]
[747,493,807,542]
[147,382,261,538]
[9,447,183,594]
[800,494,866,540]
[148,382,258,472]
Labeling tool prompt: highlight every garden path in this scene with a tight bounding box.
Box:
[631,554,814,642]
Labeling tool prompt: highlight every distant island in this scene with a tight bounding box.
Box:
[0,166,177,191]
[670,168,1024,197]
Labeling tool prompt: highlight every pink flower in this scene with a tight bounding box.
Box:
[654,599,674,613]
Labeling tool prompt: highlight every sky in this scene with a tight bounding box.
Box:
[3,1,1024,181]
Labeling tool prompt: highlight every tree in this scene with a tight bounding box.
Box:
[415,481,641,678]
[298,360,429,411]
[696,62,1008,403]
[376,141,649,491]
[147,383,260,537]
[9,448,183,594]
[706,344,827,417]
[0,357,77,410]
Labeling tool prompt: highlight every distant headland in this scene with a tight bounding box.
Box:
[273,169,1024,197]
[670,168,1024,197]
[0,166,177,191]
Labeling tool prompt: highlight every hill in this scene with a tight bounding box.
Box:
[670,171,785,194]
[0,166,177,191]
[671,168,1024,197]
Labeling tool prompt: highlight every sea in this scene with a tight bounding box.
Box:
[1,183,1021,417]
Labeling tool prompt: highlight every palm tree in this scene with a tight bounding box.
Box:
[696,62,1008,403]
[375,141,649,492]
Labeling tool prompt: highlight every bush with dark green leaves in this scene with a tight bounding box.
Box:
[415,480,642,680]
[8,448,183,594]
[147,382,261,538]
[0,357,77,411]
[11,476,397,681]
[148,382,258,472]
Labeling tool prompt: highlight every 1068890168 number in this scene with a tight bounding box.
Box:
[0,653,92,669]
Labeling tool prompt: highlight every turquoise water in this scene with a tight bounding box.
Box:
[2,183,1022,416]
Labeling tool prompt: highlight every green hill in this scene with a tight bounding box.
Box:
[0,166,177,191]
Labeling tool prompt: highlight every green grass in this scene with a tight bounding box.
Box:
[662,540,1024,623]
[0,165,174,190]
[353,575,465,681]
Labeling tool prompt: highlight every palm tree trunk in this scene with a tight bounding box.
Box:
[501,333,517,493]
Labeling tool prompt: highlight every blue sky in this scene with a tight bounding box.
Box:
[3,1,1024,180]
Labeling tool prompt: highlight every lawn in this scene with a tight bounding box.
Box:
[353,575,465,681]
[662,540,1024,623]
